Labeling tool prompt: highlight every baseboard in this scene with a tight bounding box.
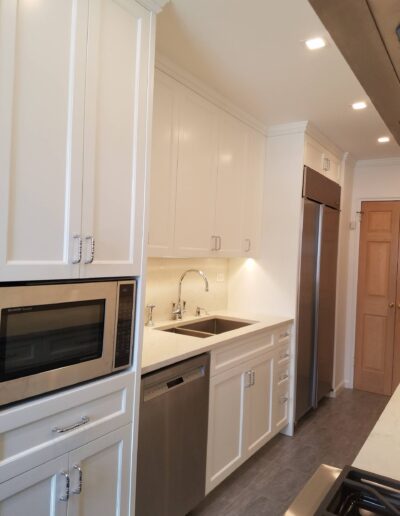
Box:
[329,380,345,398]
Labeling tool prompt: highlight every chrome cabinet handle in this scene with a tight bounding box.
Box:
[72,235,82,264]
[72,465,83,495]
[84,236,95,264]
[52,416,90,434]
[251,370,256,386]
[244,238,251,252]
[245,370,252,388]
[211,235,218,251]
[59,471,70,501]
[280,331,290,339]
[217,236,222,251]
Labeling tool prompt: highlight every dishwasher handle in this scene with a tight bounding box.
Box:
[143,365,206,402]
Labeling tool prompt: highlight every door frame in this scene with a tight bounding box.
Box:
[346,196,400,389]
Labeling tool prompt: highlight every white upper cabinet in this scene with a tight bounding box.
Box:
[304,135,342,184]
[241,127,265,256]
[0,0,88,281]
[0,0,152,281]
[148,70,265,258]
[174,87,219,256]
[214,113,246,256]
[148,71,179,256]
[80,0,150,278]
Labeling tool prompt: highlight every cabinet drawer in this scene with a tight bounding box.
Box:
[276,363,289,386]
[0,371,134,483]
[210,330,274,376]
[277,341,290,364]
[276,325,291,343]
[275,382,289,430]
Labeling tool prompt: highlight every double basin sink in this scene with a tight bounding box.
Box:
[158,317,255,339]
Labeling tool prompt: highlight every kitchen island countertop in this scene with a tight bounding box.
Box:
[353,385,398,479]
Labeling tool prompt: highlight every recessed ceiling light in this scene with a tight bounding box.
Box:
[305,37,326,50]
[378,136,390,143]
[352,101,367,110]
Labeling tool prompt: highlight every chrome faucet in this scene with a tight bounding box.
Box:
[171,269,209,320]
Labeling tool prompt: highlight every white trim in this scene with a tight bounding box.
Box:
[135,0,168,14]
[267,121,344,159]
[329,381,345,398]
[355,157,400,168]
[155,53,267,135]
[266,121,309,137]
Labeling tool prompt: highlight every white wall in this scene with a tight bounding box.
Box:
[228,130,305,317]
[145,257,229,321]
[344,158,400,387]
[333,155,355,390]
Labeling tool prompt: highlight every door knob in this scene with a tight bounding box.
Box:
[389,302,395,308]
[397,303,400,309]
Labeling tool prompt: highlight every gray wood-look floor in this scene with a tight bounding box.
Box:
[191,388,389,516]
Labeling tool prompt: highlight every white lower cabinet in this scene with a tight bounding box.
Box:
[0,425,132,516]
[0,455,69,516]
[206,324,293,494]
[206,351,274,494]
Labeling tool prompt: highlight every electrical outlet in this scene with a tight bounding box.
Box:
[216,273,225,283]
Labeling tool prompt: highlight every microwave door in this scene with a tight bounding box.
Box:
[0,281,118,406]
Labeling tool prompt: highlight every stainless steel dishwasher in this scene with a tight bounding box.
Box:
[136,354,210,516]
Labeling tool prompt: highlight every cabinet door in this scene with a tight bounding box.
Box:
[148,71,179,257]
[0,0,88,281]
[214,113,246,256]
[80,0,151,277]
[304,136,324,174]
[174,88,218,256]
[0,455,68,516]
[67,425,131,516]
[243,353,274,457]
[206,364,246,494]
[241,128,265,256]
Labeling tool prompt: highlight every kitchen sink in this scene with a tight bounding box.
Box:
[160,317,255,338]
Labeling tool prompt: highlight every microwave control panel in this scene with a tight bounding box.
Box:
[114,282,135,368]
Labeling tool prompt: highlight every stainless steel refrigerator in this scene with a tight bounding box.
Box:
[295,166,341,422]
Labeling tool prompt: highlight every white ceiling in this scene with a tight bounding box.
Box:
[156,0,400,160]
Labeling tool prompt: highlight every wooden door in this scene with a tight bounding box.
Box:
[0,0,88,281]
[355,201,400,395]
[80,0,151,278]
[67,425,131,516]
[243,353,273,458]
[0,455,68,516]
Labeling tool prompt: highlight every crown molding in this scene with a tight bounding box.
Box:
[266,121,309,137]
[155,53,268,135]
[136,0,169,14]
[355,157,400,168]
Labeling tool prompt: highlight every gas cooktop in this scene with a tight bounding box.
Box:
[315,466,400,515]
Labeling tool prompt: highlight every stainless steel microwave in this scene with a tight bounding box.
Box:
[0,278,136,407]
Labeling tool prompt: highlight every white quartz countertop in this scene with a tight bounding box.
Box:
[353,385,400,479]
[141,310,293,375]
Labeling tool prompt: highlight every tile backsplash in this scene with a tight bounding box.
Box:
[145,258,229,322]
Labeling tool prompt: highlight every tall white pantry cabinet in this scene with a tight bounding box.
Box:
[0,0,162,514]
[0,0,155,281]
